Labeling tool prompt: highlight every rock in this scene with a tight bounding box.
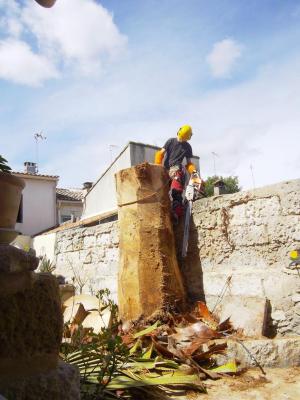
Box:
[59,284,75,304]
[63,303,87,325]
[292,294,300,303]
[0,361,80,400]
[81,308,112,334]
[64,294,101,311]
[271,310,286,321]
[213,296,266,338]
[214,337,300,368]
[0,273,63,378]
[0,245,38,273]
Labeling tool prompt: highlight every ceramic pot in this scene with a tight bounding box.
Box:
[0,173,25,241]
[35,0,56,8]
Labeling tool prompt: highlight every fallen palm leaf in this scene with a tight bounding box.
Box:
[106,369,206,391]
[152,337,175,358]
[129,338,142,355]
[133,321,160,338]
[192,342,227,362]
[197,301,219,330]
[210,359,237,374]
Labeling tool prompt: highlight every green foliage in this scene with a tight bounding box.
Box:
[60,289,129,400]
[204,175,241,197]
[38,256,56,273]
[0,155,11,173]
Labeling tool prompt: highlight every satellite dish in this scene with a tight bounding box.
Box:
[35,0,56,8]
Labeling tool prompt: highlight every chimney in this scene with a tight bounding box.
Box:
[24,161,38,174]
[213,179,227,196]
[83,182,93,195]
[83,182,93,190]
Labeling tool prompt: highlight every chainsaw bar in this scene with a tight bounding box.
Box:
[182,200,193,257]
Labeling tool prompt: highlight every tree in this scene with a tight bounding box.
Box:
[203,175,241,197]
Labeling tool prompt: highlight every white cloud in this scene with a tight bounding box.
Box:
[0,0,127,85]
[0,39,58,85]
[206,38,243,78]
[22,0,127,75]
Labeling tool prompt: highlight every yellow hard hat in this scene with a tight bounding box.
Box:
[177,125,193,141]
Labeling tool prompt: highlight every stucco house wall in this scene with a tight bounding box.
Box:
[14,173,58,236]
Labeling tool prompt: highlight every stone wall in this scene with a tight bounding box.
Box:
[53,179,300,336]
[178,178,300,336]
[54,221,119,302]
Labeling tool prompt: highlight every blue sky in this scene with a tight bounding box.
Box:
[0,0,300,189]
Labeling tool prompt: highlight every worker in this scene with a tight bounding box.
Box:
[154,125,199,222]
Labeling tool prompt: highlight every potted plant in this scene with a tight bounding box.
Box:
[0,156,25,243]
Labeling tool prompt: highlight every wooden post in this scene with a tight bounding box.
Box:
[115,163,186,322]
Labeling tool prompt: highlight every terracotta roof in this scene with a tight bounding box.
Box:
[13,171,59,179]
[56,188,84,201]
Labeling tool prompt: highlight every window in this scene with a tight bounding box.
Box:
[17,195,23,223]
[61,215,72,223]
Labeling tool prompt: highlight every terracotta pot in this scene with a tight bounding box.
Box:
[34,0,56,8]
[0,173,25,230]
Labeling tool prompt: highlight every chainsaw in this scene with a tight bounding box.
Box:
[182,171,205,257]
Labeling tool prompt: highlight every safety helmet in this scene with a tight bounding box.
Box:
[177,125,193,141]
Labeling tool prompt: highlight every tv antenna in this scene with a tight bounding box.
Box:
[211,151,219,176]
[109,144,119,163]
[34,132,47,172]
[250,164,255,189]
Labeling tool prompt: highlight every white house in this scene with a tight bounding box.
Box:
[82,141,200,219]
[14,162,58,236]
[56,187,85,224]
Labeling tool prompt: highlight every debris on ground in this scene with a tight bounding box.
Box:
[60,295,250,399]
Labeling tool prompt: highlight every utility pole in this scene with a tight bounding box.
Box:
[211,151,219,176]
[34,132,47,173]
[250,164,255,189]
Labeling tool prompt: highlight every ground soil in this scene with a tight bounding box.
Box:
[189,367,300,400]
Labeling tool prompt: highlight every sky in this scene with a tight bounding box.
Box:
[0,0,300,189]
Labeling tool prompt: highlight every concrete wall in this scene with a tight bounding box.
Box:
[33,232,57,262]
[15,176,57,236]
[82,146,131,219]
[130,142,200,172]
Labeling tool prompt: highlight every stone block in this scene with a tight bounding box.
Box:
[229,224,269,247]
[59,284,75,304]
[0,245,38,273]
[0,273,63,378]
[83,235,96,248]
[281,191,300,215]
[0,361,80,400]
[213,296,267,338]
[0,271,33,296]
[214,337,300,368]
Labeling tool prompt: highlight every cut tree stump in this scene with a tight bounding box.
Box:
[115,163,186,322]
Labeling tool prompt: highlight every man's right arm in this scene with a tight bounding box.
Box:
[154,138,171,165]
[154,148,166,164]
